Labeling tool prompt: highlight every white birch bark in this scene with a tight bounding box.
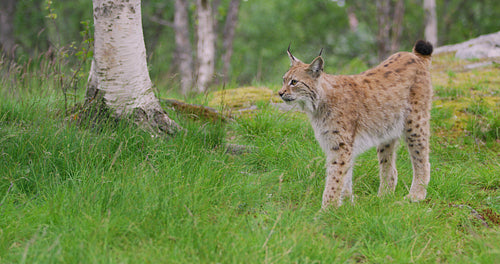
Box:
[175,0,194,94]
[424,0,438,46]
[196,0,216,92]
[89,0,179,134]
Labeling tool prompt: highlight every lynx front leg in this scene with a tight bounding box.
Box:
[322,147,353,209]
[377,139,399,197]
[341,166,354,204]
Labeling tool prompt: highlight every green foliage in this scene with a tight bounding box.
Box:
[12,0,92,58]
[233,0,355,83]
[436,0,500,45]
[7,0,500,90]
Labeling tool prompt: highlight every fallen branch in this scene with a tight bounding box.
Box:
[149,16,173,28]
[452,204,490,228]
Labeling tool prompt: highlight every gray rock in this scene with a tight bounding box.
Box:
[434,31,500,59]
[455,43,493,59]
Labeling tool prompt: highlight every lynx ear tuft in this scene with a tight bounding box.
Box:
[287,43,302,66]
[308,57,324,78]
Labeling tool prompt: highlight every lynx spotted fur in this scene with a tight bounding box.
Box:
[279,40,433,208]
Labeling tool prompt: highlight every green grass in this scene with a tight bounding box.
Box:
[431,55,500,147]
[1,60,499,263]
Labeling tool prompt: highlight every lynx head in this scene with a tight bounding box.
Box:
[279,46,324,112]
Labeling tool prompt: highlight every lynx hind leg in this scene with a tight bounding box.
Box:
[404,69,432,201]
[377,139,399,197]
[405,92,431,200]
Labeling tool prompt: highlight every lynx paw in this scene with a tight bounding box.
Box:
[321,197,341,210]
[405,191,427,202]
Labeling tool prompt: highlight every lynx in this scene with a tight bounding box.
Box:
[279,40,433,208]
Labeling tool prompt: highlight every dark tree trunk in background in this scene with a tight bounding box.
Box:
[212,0,222,35]
[376,0,390,61]
[175,0,194,94]
[376,0,404,61]
[0,0,16,58]
[221,0,240,84]
[424,0,438,46]
[390,0,404,52]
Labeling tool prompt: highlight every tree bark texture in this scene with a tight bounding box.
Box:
[389,0,404,53]
[221,0,240,84]
[0,0,16,57]
[196,0,216,92]
[376,0,404,61]
[89,0,180,135]
[175,0,194,94]
[424,0,438,46]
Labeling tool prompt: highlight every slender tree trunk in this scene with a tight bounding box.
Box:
[88,0,180,135]
[390,0,404,53]
[424,0,438,46]
[175,0,194,94]
[221,0,240,84]
[0,0,16,58]
[376,0,404,61]
[212,0,222,37]
[196,0,216,92]
[376,0,391,61]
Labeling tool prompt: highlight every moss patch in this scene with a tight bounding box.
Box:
[431,53,500,144]
[208,87,282,110]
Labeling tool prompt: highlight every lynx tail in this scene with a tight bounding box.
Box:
[413,40,433,56]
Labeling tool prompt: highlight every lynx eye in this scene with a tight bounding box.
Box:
[290,80,298,86]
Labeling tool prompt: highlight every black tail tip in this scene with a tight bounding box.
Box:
[414,40,433,56]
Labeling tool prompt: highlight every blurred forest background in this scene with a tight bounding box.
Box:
[1,0,499,94]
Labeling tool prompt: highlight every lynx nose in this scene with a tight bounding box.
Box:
[278,90,285,97]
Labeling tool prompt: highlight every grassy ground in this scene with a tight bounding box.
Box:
[1,54,499,263]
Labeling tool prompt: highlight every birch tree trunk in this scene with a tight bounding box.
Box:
[424,0,438,46]
[221,0,240,84]
[196,0,216,93]
[87,0,180,135]
[175,0,194,94]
